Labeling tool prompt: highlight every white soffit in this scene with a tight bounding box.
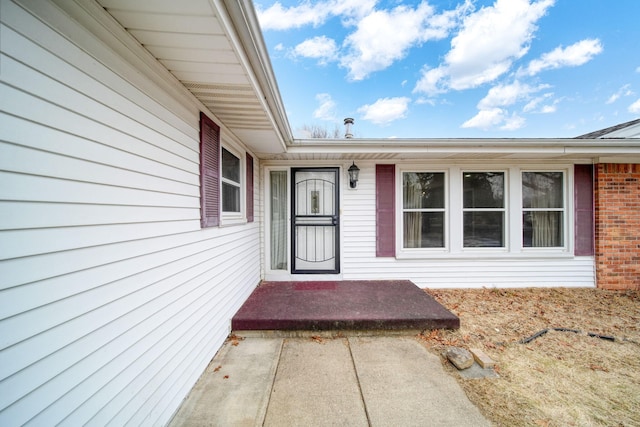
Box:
[97,0,289,154]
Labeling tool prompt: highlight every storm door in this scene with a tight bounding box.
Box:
[291,168,340,274]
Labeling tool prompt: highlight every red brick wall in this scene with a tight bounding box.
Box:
[595,164,640,290]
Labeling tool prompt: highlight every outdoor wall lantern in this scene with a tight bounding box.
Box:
[348,161,360,188]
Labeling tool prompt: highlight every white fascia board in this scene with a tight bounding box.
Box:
[217,0,293,150]
[288,138,640,156]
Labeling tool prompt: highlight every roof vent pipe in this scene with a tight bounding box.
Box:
[344,118,354,139]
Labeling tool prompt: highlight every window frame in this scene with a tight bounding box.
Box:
[461,170,507,250]
[520,168,569,251]
[400,169,449,252]
[395,164,573,259]
[219,142,246,225]
[264,166,291,277]
[221,147,242,212]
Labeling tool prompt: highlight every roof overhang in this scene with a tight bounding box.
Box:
[262,138,640,163]
[97,0,292,155]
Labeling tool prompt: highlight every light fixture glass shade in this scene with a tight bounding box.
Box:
[348,162,360,188]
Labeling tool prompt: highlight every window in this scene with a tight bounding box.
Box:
[221,147,241,213]
[390,165,572,257]
[402,172,446,248]
[463,172,505,248]
[522,172,564,247]
[270,170,288,270]
[200,113,251,227]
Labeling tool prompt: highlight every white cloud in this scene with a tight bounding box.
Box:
[357,97,411,125]
[606,84,633,104]
[523,92,553,112]
[539,104,557,113]
[415,97,436,106]
[313,93,337,121]
[465,81,550,131]
[629,98,640,114]
[521,38,603,76]
[415,0,554,95]
[414,66,447,95]
[500,113,526,130]
[293,36,338,64]
[461,108,507,129]
[257,2,329,30]
[259,0,467,81]
[461,108,525,131]
[341,1,466,81]
[257,0,375,30]
[477,81,548,109]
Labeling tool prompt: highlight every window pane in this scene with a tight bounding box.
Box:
[222,182,240,212]
[463,172,504,208]
[523,212,563,247]
[403,173,445,209]
[403,212,445,248]
[463,212,504,247]
[222,148,240,182]
[522,172,563,208]
[270,171,287,270]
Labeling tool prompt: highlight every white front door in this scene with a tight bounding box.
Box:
[291,168,340,274]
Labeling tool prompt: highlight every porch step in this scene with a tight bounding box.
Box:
[232,280,459,337]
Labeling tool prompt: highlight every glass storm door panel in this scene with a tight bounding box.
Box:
[291,168,340,274]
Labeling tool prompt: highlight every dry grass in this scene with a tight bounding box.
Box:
[419,288,640,427]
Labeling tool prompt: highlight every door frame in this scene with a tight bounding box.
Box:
[290,167,341,274]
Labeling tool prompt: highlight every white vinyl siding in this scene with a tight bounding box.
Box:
[341,161,595,288]
[1,1,259,425]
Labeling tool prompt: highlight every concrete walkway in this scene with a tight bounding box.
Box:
[169,336,491,427]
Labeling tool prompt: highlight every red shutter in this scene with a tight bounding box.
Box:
[376,164,396,257]
[574,164,594,256]
[200,113,220,227]
[246,153,254,223]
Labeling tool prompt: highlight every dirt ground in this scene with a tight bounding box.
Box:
[419,287,640,427]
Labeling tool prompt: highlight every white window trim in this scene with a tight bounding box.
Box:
[398,168,450,254]
[264,166,291,277]
[396,164,574,259]
[220,142,246,226]
[518,167,573,254]
[459,168,509,253]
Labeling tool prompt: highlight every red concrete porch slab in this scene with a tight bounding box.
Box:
[232,280,459,332]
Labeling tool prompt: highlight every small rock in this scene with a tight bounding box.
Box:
[445,346,474,370]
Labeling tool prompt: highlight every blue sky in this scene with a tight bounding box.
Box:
[254,0,640,138]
